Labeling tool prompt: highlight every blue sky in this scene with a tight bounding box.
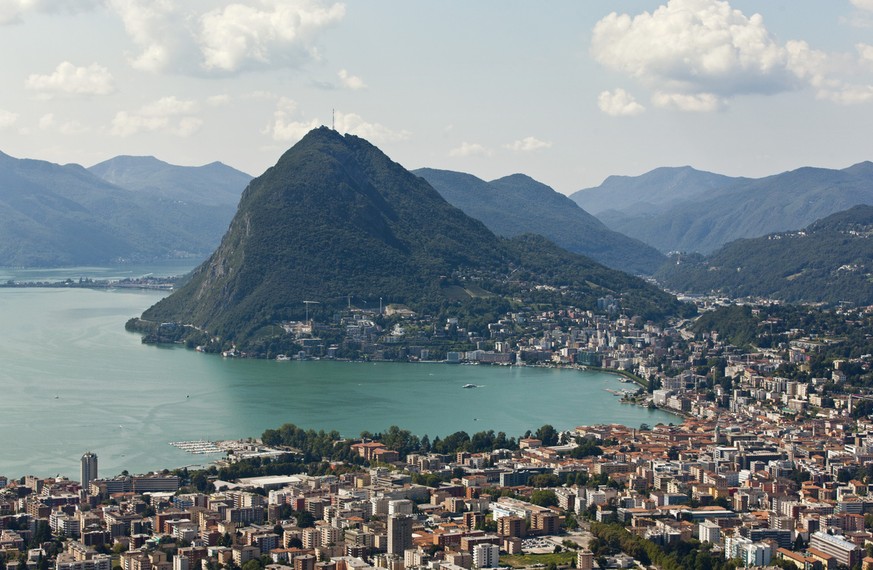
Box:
[1,0,872,194]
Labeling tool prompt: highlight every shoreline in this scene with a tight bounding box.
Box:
[0,280,176,291]
[582,366,649,390]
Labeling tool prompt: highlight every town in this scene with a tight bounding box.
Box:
[5,295,873,570]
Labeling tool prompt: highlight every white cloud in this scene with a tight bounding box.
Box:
[38,113,55,130]
[198,0,345,73]
[592,0,794,102]
[58,120,89,135]
[334,111,409,143]
[207,94,232,107]
[337,69,366,90]
[504,136,553,152]
[268,106,407,144]
[784,40,830,87]
[449,142,491,158]
[25,61,115,98]
[597,89,645,116]
[0,0,101,25]
[652,91,724,112]
[0,109,19,129]
[38,113,89,134]
[107,0,182,72]
[785,40,873,105]
[264,97,319,142]
[140,96,197,116]
[818,84,873,105]
[858,43,873,64]
[111,96,202,137]
[844,2,873,29]
[268,117,321,142]
[243,91,280,103]
[105,0,344,75]
[592,0,873,109]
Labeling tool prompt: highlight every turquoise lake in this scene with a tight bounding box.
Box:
[0,265,676,479]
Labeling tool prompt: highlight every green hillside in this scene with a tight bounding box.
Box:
[139,128,687,347]
[656,204,873,305]
[416,168,665,275]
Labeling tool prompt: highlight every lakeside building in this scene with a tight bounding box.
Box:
[80,453,97,489]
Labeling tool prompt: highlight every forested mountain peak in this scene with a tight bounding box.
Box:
[139,128,685,348]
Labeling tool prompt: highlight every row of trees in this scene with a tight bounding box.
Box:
[262,423,581,462]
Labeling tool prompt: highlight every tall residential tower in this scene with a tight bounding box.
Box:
[81,452,98,487]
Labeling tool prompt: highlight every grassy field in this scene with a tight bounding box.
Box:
[499,551,577,568]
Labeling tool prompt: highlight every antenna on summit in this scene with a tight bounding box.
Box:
[332,109,335,131]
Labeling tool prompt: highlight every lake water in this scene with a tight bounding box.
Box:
[0,265,676,480]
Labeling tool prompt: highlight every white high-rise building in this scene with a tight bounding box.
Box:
[81,452,98,487]
[699,520,721,544]
[472,544,499,569]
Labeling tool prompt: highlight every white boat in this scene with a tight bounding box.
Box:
[462,383,478,389]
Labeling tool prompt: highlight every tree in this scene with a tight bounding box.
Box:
[529,490,558,507]
[794,535,807,551]
[30,521,52,547]
[529,474,560,488]
[294,511,315,528]
[535,424,559,446]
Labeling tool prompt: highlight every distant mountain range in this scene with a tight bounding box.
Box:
[415,168,665,275]
[0,152,250,267]
[89,155,251,207]
[571,163,873,254]
[655,204,873,305]
[137,128,686,349]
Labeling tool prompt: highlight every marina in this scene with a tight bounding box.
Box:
[169,440,222,454]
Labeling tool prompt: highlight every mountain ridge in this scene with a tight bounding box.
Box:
[575,162,873,253]
[0,150,249,266]
[89,155,251,206]
[415,167,666,275]
[571,166,745,217]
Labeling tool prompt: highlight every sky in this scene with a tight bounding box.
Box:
[1,0,872,194]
